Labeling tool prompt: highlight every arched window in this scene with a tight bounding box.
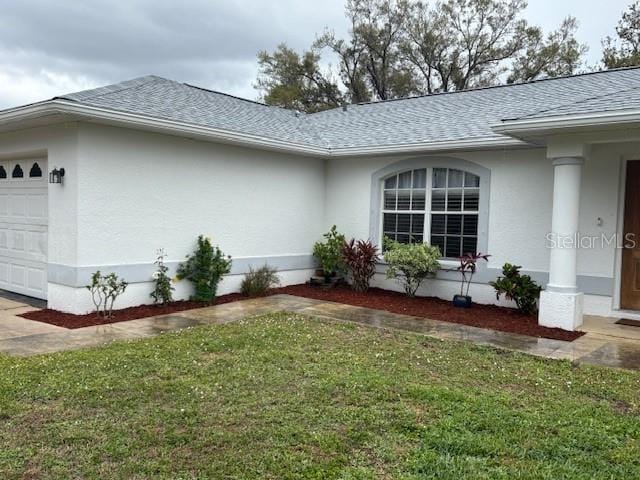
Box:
[382,167,481,258]
[29,162,42,178]
[0,166,6,179]
[12,164,23,179]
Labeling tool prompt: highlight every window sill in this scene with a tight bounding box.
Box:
[376,259,459,272]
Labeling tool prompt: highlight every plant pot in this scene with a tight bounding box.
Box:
[453,294,472,308]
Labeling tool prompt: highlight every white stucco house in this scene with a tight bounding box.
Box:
[1,68,640,330]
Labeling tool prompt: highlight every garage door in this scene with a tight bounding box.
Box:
[0,159,48,299]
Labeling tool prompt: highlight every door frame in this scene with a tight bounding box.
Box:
[613,156,639,312]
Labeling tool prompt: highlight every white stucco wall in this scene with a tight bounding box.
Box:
[47,123,325,313]
[0,123,79,269]
[324,145,637,315]
[0,121,637,318]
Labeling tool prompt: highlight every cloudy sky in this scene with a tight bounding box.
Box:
[0,0,634,109]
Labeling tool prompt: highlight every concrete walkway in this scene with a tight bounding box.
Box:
[0,294,639,370]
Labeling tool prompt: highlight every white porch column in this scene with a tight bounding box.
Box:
[539,156,584,330]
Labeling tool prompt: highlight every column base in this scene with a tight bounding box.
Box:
[538,290,584,331]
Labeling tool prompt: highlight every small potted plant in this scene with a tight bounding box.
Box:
[312,226,346,284]
[453,252,490,308]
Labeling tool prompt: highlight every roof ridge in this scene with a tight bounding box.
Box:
[55,75,164,102]
[312,65,640,113]
[183,83,275,108]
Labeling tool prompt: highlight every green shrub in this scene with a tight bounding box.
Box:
[86,271,128,318]
[241,265,281,297]
[313,226,346,279]
[150,248,174,305]
[176,235,232,302]
[384,240,441,297]
[489,263,542,315]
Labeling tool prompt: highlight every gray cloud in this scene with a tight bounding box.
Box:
[0,0,632,109]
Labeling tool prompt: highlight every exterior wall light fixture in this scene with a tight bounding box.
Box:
[49,167,65,184]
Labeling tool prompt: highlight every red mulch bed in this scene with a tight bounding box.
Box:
[277,284,584,342]
[20,283,583,341]
[19,293,247,329]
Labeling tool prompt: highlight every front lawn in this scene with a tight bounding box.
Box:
[0,313,638,479]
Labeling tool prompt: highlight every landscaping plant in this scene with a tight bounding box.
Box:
[490,263,542,315]
[176,235,232,302]
[341,238,379,292]
[86,271,128,318]
[312,225,346,281]
[384,239,441,297]
[241,264,280,297]
[150,248,174,305]
[454,252,490,307]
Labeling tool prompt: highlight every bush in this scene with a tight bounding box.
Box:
[86,271,128,318]
[489,263,542,315]
[150,248,174,305]
[341,239,379,292]
[313,226,346,279]
[241,265,281,297]
[176,235,232,302]
[384,240,441,297]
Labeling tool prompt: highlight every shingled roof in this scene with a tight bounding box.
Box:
[33,67,640,151]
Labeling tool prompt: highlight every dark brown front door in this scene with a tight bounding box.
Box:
[621,160,640,310]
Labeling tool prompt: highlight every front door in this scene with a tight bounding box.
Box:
[621,160,640,310]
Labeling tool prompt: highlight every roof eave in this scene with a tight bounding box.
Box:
[328,136,529,157]
[0,99,533,157]
[492,109,640,137]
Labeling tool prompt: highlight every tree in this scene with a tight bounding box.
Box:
[317,0,420,102]
[404,0,529,93]
[255,44,344,112]
[509,17,587,83]
[255,0,588,111]
[603,1,640,68]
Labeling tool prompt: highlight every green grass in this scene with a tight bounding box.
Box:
[0,313,638,479]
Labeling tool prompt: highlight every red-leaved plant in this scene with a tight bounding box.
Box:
[457,252,490,297]
[341,239,379,292]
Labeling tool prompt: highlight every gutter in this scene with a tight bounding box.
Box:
[0,99,529,157]
[492,109,640,136]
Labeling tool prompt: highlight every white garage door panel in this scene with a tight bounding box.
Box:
[0,159,48,299]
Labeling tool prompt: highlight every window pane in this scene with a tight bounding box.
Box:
[397,234,410,244]
[384,175,397,189]
[463,215,478,236]
[384,190,396,209]
[397,214,411,233]
[411,235,423,244]
[446,215,462,235]
[462,237,478,255]
[411,214,424,234]
[463,189,479,211]
[465,172,480,187]
[431,235,445,254]
[447,189,462,211]
[430,214,446,235]
[412,189,426,210]
[432,190,446,211]
[448,169,464,188]
[413,169,427,188]
[383,213,397,232]
[398,171,412,188]
[433,168,447,188]
[397,189,411,210]
[445,236,461,258]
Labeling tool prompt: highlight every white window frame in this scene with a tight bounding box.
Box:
[380,167,480,260]
[370,156,491,270]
